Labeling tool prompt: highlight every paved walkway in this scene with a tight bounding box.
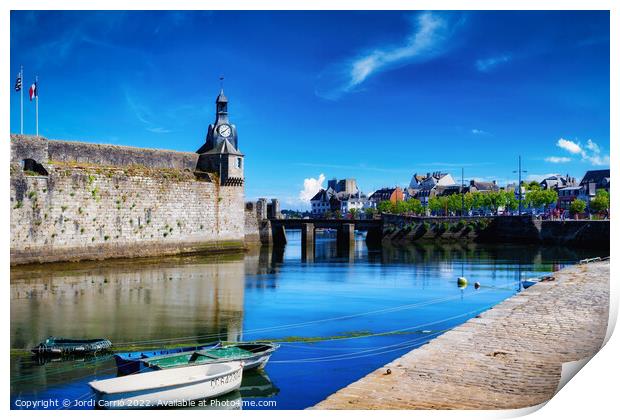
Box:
[314,261,609,409]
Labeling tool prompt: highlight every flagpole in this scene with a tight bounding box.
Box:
[35,75,39,137]
[20,66,23,134]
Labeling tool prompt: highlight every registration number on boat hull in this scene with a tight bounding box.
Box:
[210,369,242,389]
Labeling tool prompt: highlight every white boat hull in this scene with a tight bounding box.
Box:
[90,362,242,409]
[242,354,273,370]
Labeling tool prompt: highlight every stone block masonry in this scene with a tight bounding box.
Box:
[244,201,261,244]
[314,260,609,409]
[382,214,610,249]
[10,135,245,265]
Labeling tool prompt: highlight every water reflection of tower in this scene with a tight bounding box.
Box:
[211,263,245,343]
[243,245,280,289]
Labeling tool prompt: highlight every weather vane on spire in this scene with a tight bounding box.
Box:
[219,75,224,90]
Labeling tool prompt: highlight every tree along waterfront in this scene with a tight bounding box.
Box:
[372,184,609,219]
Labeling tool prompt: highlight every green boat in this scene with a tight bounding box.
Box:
[144,342,279,371]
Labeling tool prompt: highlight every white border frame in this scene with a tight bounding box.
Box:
[2,2,616,420]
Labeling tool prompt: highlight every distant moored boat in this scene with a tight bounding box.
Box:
[31,337,112,356]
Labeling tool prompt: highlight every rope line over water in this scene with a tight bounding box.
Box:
[10,296,501,384]
[112,284,515,347]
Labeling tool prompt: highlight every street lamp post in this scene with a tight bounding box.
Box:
[513,156,528,216]
[461,167,465,216]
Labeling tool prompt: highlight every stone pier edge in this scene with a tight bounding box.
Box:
[312,260,610,410]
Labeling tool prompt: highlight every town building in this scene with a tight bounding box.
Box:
[557,186,583,210]
[466,180,500,193]
[339,193,370,214]
[539,174,577,191]
[310,188,337,215]
[327,178,359,196]
[580,169,610,192]
[368,187,404,207]
[406,172,456,199]
[556,169,610,210]
[405,172,457,206]
[310,178,369,216]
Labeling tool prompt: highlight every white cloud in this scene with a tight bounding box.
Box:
[299,173,326,202]
[316,12,462,99]
[556,138,583,155]
[475,54,512,72]
[471,128,490,135]
[545,156,571,163]
[147,127,172,134]
[553,137,609,167]
[587,154,610,166]
[586,139,601,154]
[125,89,172,134]
[348,12,445,88]
[526,173,557,182]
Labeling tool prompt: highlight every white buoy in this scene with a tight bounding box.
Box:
[474,282,481,289]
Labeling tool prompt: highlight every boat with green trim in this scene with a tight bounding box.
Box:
[144,342,279,371]
[113,341,221,375]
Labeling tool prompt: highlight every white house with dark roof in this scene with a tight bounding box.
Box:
[310,178,370,216]
[579,169,610,192]
[310,187,336,215]
[406,172,456,202]
[539,174,577,191]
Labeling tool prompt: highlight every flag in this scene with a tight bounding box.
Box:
[29,81,37,101]
[14,73,22,92]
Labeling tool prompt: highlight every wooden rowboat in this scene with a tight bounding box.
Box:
[31,337,112,356]
[114,341,221,375]
[144,342,279,371]
[89,361,243,409]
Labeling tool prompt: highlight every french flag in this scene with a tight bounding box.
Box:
[29,81,37,101]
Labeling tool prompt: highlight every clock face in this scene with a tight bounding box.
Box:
[218,124,232,138]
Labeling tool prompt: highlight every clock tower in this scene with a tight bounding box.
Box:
[196,87,244,187]
[197,89,239,153]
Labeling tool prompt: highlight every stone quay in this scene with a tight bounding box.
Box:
[314,260,609,410]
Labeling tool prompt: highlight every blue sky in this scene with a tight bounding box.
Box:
[10,11,610,209]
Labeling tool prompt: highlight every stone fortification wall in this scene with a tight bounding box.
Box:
[10,135,245,265]
[10,134,198,170]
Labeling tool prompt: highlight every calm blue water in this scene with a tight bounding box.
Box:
[10,231,603,409]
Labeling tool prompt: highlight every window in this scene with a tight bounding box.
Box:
[236,157,242,169]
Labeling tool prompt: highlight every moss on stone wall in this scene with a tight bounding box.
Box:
[11,164,243,265]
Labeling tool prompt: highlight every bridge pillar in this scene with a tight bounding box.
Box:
[365,226,383,250]
[271,246,285,265]
[301,223,315,262]
[259,220,273,245]
[337,223,355,257]
[272,224,287,247]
